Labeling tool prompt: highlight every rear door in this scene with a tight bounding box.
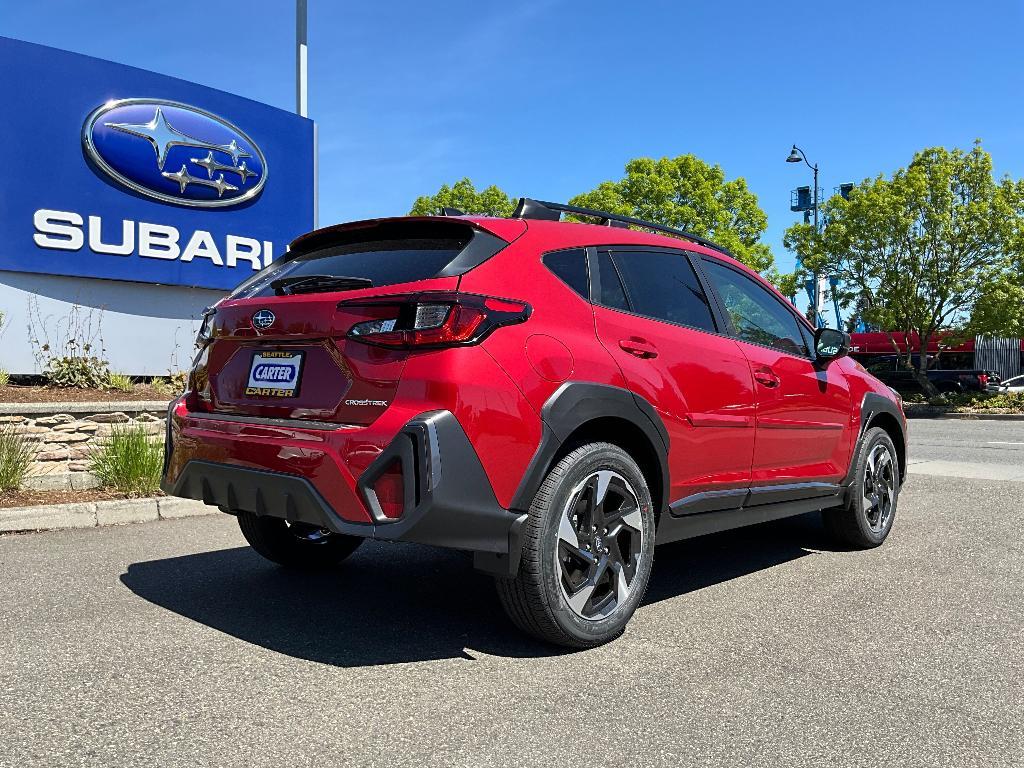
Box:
[697,256,853,486]
[590,247,756,507]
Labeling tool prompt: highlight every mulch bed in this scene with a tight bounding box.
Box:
[0,488,146,509]
[0,384,172,404]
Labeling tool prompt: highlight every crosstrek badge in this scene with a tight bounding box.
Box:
[245,351,303,397]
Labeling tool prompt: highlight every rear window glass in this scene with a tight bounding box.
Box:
[543,249,589,299]
[229,221,481,298]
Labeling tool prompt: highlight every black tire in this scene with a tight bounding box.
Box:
[496,442,656,649]
[237,512,363,568]
[824,426,900,548]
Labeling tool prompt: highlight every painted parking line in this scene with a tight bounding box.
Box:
[906,460,1024,482]
[987,441,1024,446]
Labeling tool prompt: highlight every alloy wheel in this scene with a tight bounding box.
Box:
[555,469,645,620]
[863,443,896,533]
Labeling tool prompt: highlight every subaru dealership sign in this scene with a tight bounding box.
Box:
[0,36,314,291]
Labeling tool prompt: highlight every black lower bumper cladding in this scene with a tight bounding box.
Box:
[163,410,526,576]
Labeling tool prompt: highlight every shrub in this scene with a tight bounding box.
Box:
[0,425,37,492]
[153,370,188,397]
[45,355,111,389]
[968,391,1024,411]
[27,299,112,389]
[0,369,9,388]
[89,424,164,496]
[107,372,134,393]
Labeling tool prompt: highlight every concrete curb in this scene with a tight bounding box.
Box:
[903,410,1024,421]
[0,496,215,534]
[0,401,171,415]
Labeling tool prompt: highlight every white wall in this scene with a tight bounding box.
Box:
[0,271,225,376]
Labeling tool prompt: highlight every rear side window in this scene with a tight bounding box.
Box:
[701,258,810,357]
[543,249,589,299]
[606,249,717,332]
[229,221,501,298]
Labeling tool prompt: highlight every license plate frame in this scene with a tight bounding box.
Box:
[245,350,305,398]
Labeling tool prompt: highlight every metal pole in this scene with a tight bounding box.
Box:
[812,163,821,327]
[296,0,308,117]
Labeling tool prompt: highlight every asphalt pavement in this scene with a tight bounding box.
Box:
[1,419,1022,767]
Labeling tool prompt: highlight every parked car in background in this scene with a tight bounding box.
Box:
[859,354,998,395]
[995,374,1024,393]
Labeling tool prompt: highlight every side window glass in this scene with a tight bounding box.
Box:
[542,249,589,300]
[596,250,630,311]
[608,250,717,332]
[797,322,817,358]
[701,259,809,356]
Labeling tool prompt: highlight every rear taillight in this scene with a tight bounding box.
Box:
[342,292,530,349]
[978,374,989,387]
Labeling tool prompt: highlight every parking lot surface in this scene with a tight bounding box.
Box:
[1,419,1022,767]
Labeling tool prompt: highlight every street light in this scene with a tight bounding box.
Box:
[786,144,822,327]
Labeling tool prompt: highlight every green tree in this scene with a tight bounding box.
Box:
[970,275,1024,337]
[968,177,1024,338]
[409,178,515,217]
[569,155,775,272]
[785,141,1017,397]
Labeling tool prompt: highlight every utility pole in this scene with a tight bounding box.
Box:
[296,0,308,117]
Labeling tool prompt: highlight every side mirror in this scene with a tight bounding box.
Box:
[814,327,850,364]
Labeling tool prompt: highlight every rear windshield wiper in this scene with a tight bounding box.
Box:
[271,274,374,295]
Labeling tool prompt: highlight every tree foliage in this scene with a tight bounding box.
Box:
[569,155,774,273]
[409,178,515,217]
[968,178,1024,338]
[784,141,1018,396]
[410,156,778,275]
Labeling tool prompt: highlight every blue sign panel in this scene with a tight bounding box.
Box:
[0,37,314,290]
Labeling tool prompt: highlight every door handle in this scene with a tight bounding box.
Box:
[618,338,659,359]
[753,367,781,388]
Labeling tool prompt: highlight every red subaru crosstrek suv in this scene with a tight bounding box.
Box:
[163,198,907,648]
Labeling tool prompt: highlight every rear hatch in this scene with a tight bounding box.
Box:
[190,218,519,426]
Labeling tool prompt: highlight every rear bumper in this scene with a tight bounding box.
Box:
[162,402,526,575]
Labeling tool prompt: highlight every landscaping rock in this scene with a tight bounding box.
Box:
[53,421,99,433]
[42,431,91,443]
[35,414,75,426]
[69,472,100,489]
[35,449,71,462]
[86,412,130,423]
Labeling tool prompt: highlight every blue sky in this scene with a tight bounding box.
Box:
[4,0,1024,274]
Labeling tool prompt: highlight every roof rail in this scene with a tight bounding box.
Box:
[511,198,735,258]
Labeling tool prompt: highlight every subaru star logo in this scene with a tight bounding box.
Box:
[82,98,267,208]
[251,309,275,330]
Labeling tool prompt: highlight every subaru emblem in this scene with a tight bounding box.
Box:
[82,98,268,208]
[252,309,275,330]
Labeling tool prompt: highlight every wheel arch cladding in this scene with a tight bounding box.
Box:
[510,382,670,517]
[860,392,907,483]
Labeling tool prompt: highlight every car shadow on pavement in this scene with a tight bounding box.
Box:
[120,512,833,667]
